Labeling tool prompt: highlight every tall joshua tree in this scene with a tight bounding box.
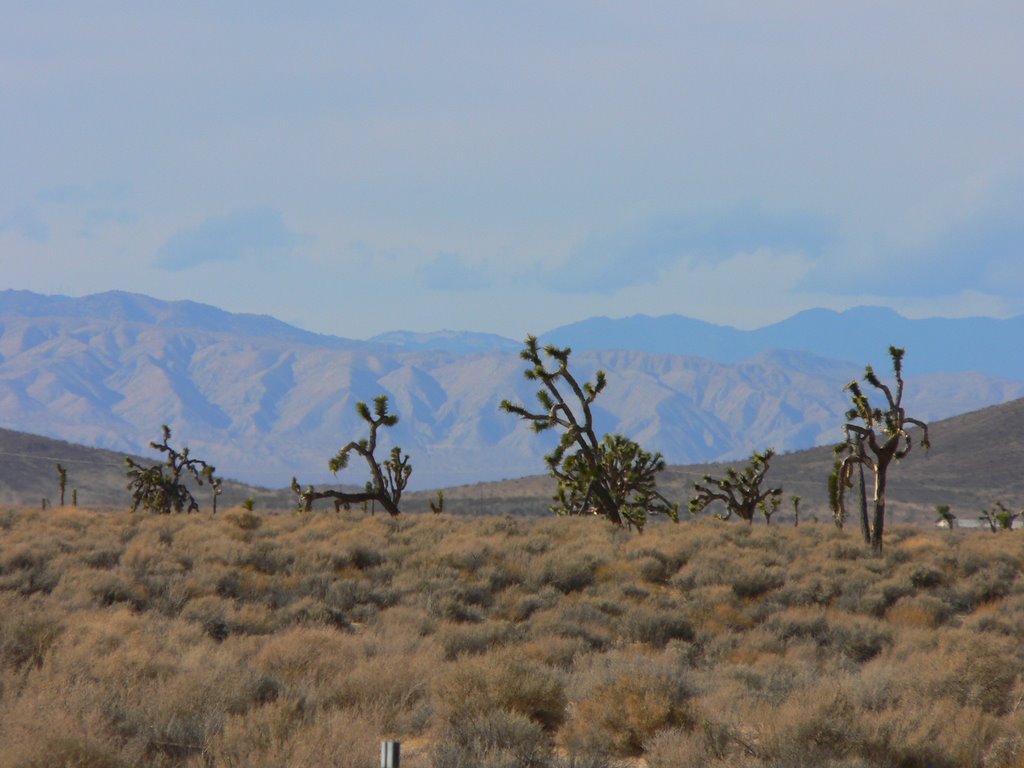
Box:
[292,395,411,516]
[689,449,782,524]
[56,463,67,506]
[211,475,223,515]
[500,336,677,532]
[834,346,930,555]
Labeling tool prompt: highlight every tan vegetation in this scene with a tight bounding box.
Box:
[2,507,1024,766]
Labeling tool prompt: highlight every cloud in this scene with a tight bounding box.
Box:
[541,207,835,294]
[38,182,130,205]
[79,208,136,237]
[802,176,1024,298]
[0,206,49,242]
[155,207,302,271]
[417,252,493,291]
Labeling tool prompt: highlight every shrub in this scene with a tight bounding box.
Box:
[730,568,785,600]
[207,701,380,768]
[8,735,127,768]
[831,617,892,663]
[435,651,567,731]
[438,620,520,660]
[536,553,600,594]
[432,709,552,768]
[562,669,694,756]
[622,605,695,648]
[0,602,64,669]
[563,649,695,757]
[4,509,1024,767]
[226,509,262,531]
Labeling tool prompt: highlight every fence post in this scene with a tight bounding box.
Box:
[381,741,400,768]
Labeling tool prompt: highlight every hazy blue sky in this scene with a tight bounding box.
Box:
[2,2,1022,338]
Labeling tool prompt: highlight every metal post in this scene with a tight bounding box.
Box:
[381,741,400,768]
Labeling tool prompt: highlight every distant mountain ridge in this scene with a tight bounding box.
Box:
[367,329,521,355]
[0,289,1021,489]
[0,289,362,351]
[542,307,1024,380]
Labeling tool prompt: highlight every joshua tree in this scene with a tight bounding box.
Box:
[56,463,68,506]
[500,336,677,532]
[689,449,782,524]
[125,425,219,514]
[935,504,956,529]
[430,490,445,514]
[834,346,930,555]
[829,433,872,540]
[211,476,223,514]
[291,395,411,516]
[979,501,1020,532]
[791,495,801,527]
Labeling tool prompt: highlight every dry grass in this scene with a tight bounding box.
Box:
[2,506,1024,767]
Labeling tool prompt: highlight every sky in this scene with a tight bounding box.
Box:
[1,2,1022,340]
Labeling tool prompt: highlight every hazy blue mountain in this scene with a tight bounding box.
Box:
[1,291,1022,489]
[368,329,521,354]
[542,307,1024,379]
[541,314,750,361]
[0,289,364,351]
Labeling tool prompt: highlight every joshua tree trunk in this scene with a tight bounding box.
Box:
[858,461,870,545]
[871,463,889,555]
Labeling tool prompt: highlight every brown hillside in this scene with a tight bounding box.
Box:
[419,398,1024,524]
[3,397,1022,520]
[0,427,291,509]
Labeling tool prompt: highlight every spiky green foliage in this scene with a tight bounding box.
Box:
[689,449,782,524]
[830,437,872,540]
[430,490,445,514]
[834,346,930,554]
[125,425,219,514]
[500,336,677,532]
[292,395,411,516]
[828,460,843,527]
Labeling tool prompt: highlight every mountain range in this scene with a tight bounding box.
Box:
[0,289,1021,490]
[541,308,1024,380]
